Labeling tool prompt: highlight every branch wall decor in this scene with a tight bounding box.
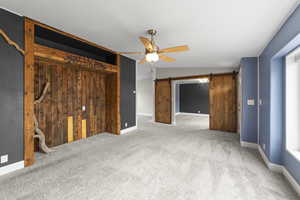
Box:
[0,28,53,153]
[0,28,25,54]
[33,82,53,153]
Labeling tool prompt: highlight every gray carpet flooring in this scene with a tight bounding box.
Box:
[0,115,298,200]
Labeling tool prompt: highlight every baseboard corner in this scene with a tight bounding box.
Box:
[120,126,137,134]
[0,161,24,176]
[240,141,258,149]
[282,168,300,197]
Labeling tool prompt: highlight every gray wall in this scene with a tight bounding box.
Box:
[137,79,153,116]
[120,55,136,130]
[179,83,209,114]
[0,8,24,167]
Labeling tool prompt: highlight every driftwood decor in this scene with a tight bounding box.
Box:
[0,29,25,54]
[33,82,53,153]
[1,28,53,153]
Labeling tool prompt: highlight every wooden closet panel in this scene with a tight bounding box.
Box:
[209,74,237,132]
[34,57,107,148]
[155,79,172,124]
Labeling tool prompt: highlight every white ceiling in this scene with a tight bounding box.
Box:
[1,0,299,68]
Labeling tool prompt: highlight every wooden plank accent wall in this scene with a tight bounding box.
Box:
[24,18,120,164]
[34,44,118,73]
[24,18,35,166]
[209,74,237,132]
[34,57,108,148]
[155,79,172,124]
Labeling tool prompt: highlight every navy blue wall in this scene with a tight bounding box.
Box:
[120,56,136,130]
[259,5,300,183]
[175,84,180,113]
[0,8,24,167]
[240,57,258,143]
[179,83,209,114]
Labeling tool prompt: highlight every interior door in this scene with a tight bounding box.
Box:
[209,74,237,132]
[155,79,172,124]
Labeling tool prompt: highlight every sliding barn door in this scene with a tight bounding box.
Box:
[155,79,172,124]
[209,74,237,132]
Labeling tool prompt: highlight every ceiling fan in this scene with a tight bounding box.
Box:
[119,29,189,64]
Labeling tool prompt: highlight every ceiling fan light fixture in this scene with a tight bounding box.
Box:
[146,52,159,62]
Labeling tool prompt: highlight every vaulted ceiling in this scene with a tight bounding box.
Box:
[1,0,298,68]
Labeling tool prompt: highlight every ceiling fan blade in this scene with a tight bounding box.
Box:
[158,45,189,53]
[159,54,176,62]
[139,37,153,51]
[139,57,147,64]
[118,51,144,55]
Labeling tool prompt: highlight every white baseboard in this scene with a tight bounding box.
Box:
[258,146,283,173]
[177,112,209,117]
[120,126,137,134]
[0,161,24,176]
[175,112,181,116]
[240,141,258,149]
[137,113,152,117]
[282,167,300,197]
[151,121,175,126]
[240,143,300,196]
[258,146,300,196]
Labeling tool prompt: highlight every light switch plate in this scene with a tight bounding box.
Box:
[125,122,128,127]
[247,99,255,106]
[1,154,8,164]
[197,111,201,113]
[82,106,86,111]
[133,90,136,94]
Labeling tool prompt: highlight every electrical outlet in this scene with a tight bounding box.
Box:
[247,99,255,106]
[125,122,128,127]
[133,90,136,94]
[263,144,266,150]
[82,106,86,111]
[197,111,201,114]
[1,154,8,164]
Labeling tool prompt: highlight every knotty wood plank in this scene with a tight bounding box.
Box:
[24,19,35,166]
[67,116,74,142]
[209,74,237,132]
[34,44,117,73]
[155,79,172,124]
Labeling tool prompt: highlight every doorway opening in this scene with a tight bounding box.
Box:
[172,78,210,129]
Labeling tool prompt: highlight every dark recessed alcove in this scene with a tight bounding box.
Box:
[34,25,117,65]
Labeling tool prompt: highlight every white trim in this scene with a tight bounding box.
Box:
[177,112,209,117]
[0,7,23,16]
[258,146,283,173]
[287,149,300,163]
[240,141,258,149]
[137,113,152,117]
[151,121,176,126]
[283,167,300,197]
[120,126,137,134]
[256,145,300,196]
[0,161,24,176]
[257,2,300,56]
[175,112,181,116]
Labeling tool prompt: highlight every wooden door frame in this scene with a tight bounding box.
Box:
[155,71,237,130]
[24,18,120,167]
